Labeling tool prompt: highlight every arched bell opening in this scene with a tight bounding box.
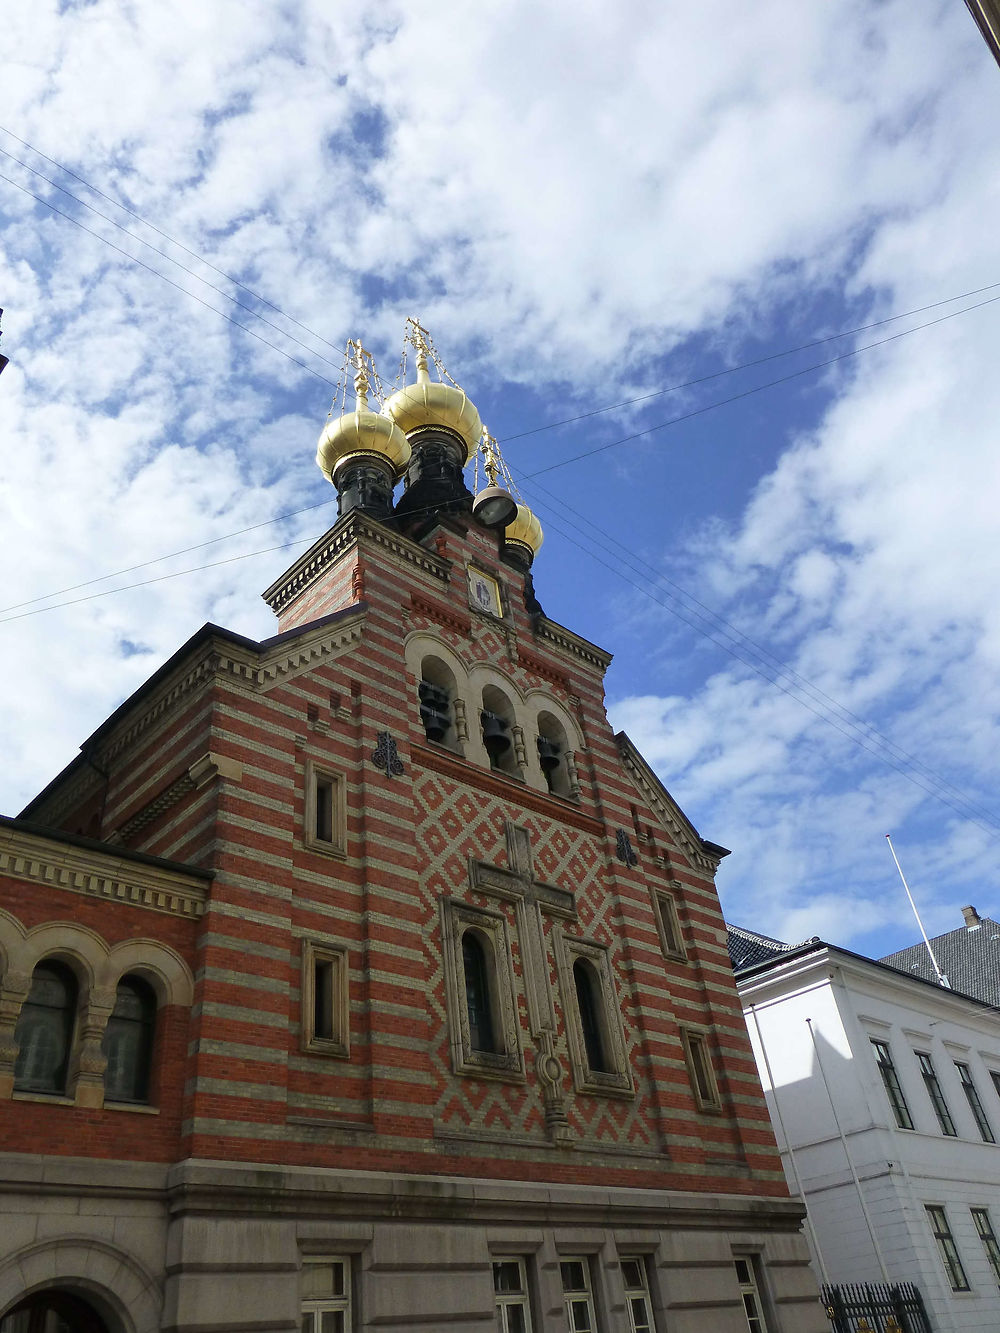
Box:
[480,685,519,777]
[418,656,461,752]
[536,711,571,798]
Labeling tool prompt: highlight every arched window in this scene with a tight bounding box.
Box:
[419,656,459,749]
[536,711,571,797]
[103,974,156,1102]
[462,931,497,1054]
[13,961,78,1095]
[573,959,608,1073]
[0,1290,110,1333]
[481,685,519,776]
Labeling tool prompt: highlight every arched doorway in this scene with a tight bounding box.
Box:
[0,1290,111,1333]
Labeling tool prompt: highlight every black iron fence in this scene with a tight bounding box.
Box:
[822,1282,932,1333]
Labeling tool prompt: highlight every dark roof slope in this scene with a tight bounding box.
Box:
[880,906,1000,1008]
[727,923,815,973]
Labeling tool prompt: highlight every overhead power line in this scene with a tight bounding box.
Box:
[519,478,1000,838]
[0,143,343,371]
[3,465,998,841]
[523,289,1000,478]
[0,125,336,347]
[3,126,1000,452]
[0,170,340,388]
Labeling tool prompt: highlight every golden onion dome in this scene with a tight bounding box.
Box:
[504,503,544,556]
[316,364,411,483]
[382,347,482,463]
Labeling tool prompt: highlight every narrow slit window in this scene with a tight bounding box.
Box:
[682,1029,722,1111]
[653,891,685,960]
[313,957,335,1041]
[315,778,334,843]
[463,931,497,1054]
[574,959,608,1074]
[301,942,349,1058]
[304,763,345,857]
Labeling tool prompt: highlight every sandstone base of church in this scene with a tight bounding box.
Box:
[0,1155,826,1332]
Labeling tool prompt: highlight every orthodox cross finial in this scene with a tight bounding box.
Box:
[480,428,501,487]
[349,338,371,411]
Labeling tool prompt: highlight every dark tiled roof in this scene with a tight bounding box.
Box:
[880,910,1000,1008]
[727,924,797,972]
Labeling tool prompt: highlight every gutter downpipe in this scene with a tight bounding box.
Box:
[749,1003,830,1285]
[806,1016,892,1283]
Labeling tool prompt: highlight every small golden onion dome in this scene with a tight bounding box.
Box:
[316,366,411,484]
[504,503,544,555]
[382,348,482,463]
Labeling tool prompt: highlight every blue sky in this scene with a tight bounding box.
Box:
[2,0,1000,960]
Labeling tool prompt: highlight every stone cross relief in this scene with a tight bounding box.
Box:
[469,819,576,1146]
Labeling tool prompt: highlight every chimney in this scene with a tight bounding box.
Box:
[961,904,982,930]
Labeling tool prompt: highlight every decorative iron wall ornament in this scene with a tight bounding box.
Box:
[615,828,638,868]
[371,731,404,778]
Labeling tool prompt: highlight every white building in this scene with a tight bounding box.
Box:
[730,918,1000,1333]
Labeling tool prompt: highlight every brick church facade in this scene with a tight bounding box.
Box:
[0,335,822,1332]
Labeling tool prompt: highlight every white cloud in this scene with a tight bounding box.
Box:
[2,0,1000,961]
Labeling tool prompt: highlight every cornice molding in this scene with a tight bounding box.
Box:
[409,591,472,637]
[0,825,209,919]
[617,735,726,873]
[534,618,612,672]
[262,514,451,615]
[110,752,243,846]
[516,647,570,693]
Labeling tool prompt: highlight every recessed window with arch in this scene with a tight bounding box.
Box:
[441,900,524,1081]
[481,684,520,778]
[558,935,633,1098]
[418,654,462,751]
[13,959,79,1097]
[462,928,499,1055]
[102,973,157,1103]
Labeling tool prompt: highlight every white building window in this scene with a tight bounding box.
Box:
[301,1258,351,1332]
[620,1256,654,1333]
[560,1257,598,1332]
[916,1051,956,1135]
[734,1257,770,1333]
[926,1205,970,1292]
[493,1257,533,1333]
[956,1062,995,1142]
[972,1207,1000,1285]
[870,1038,914,1129]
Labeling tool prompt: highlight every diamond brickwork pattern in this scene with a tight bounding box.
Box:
[413,767,656,1149]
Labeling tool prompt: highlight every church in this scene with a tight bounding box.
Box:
[0,326,822,1332]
